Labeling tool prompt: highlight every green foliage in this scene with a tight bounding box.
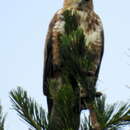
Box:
[0,102,6,130]
[82,96,130,130]
[60,28,85,77]
[9,86,130,130]
[48,80,80,130]
[106,103,130,129]
[55,85,79,122]
[60,10,97,103]
[63,10,79,34]
[60,11,95,79]
[10,87,47,130]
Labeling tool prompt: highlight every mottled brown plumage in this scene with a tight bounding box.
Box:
[43,0,104,114]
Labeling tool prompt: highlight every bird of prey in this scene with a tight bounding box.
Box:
[43,0,104,114]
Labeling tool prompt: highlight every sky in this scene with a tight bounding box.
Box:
[0,0,130,129]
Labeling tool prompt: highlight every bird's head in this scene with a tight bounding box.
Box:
[63,0,93,10]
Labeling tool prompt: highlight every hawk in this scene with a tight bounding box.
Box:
[43,0,104,114]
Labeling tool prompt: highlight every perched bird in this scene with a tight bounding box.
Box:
[43,0,104,114]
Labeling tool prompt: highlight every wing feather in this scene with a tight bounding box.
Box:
[43,13,58,95]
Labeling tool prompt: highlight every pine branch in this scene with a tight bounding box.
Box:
[107,103,130,128]
[48,80,80,130]
[60,10,97,103]
[10,87,48,130]
[0,102,6,130]
[81,115,93,130]
[82,95,130,130]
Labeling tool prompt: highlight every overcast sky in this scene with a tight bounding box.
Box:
[0,0,130,129]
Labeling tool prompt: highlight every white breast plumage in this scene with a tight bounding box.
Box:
[53,9,103,49]
[77,10,103,47]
